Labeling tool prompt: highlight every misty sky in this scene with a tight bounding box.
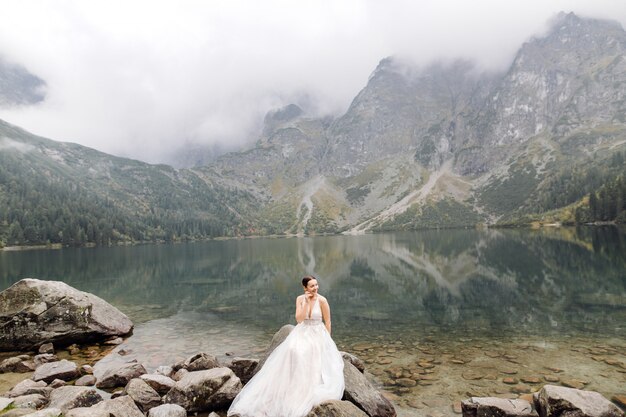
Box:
[0,0,624,164]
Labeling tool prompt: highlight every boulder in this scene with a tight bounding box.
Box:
[90,395,145,417]
[342,359,396,417]
[48,380,65,389]
[125,378,161,411]
[226,357,259,385]
[148,403,188,417]
[74,375,97,386]
[163,367,242,412]
[65,408,110,417]
[33,360,79,383]
[306,400,370,417]
[173,352,220,372]
[6,380,50,398]
[0,278,133,351]
[96,362,147,389]
[536,385,624,417]
[341,352,365,373]
[0,355,34,373]
[47,386,103,412]
[33,354,58,367]
[140,374,176,395]
[253,324,294,375]
[38,343,55,354]
[461,397,537,417]
[11,393,47,409]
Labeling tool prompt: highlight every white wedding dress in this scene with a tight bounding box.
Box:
[228,297,345,417]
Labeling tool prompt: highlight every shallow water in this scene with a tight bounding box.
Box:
[1,227,625,414]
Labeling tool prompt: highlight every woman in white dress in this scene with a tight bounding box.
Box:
[227,276,345,417]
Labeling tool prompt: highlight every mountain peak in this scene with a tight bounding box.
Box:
[0,56,46,107]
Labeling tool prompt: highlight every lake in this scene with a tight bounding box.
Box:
[1,227,625,416]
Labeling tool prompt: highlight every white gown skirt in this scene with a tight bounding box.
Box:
[228,319,345,417]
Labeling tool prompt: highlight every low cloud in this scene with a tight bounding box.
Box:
[0,137,35,153]
[0,0,624,163]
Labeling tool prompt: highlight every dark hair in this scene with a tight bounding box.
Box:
[302,275,317,287]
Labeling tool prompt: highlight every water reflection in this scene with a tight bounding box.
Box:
[0,227,624,341]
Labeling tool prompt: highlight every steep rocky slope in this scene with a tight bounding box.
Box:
[1,13,625,246]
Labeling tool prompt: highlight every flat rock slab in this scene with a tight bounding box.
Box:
[47,386,103,412]
[6,380,50,398]
[33,360,79,383]
[0,278,133,351]
[96,362,147,389]
[12,393,47,409]
[462,397,537,417]
[536,385,624,417]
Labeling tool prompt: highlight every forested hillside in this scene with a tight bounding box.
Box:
[0,120,262,247]
[1,12,625,248]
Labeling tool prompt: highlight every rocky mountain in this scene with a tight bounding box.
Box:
[0,56,46,107]
[1,12,625,247]
[198,12,626,233]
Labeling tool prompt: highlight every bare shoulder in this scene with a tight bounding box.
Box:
[296,294,305,302]
[318,294,329,304]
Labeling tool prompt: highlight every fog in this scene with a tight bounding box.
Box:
[0,0,624,164]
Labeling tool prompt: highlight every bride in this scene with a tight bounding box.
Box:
[227,276,345,417]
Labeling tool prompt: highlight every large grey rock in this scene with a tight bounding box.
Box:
[163,367,242,412]
[226,357,258,385]
[12,393,47,409]
[173,352,220,372]
[306,400,370,417]
[342,359,396,417]
[341,352,365,373]
[462,397,537,417]
[536,385,624,417]
[65,407,110,417]
[33,360,79,383]
[96,362,147,389]
[253,324,294,375]
[6,380,50,398]
[47,386,103,412]
[139,374,176,395]
[74,374,97,386]
[0,355,34,373]
[91,395,144,417]
[33,354,58,367]
[0,279,133,351]
[148,403,187,417]
[124,378,161,411]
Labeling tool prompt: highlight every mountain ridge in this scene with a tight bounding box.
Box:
[1,12,625,247]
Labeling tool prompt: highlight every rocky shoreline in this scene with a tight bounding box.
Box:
[1,279,625,417]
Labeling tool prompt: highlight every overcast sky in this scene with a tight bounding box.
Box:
[0,0,624,164]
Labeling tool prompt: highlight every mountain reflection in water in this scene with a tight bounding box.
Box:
[1,227,624,341]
